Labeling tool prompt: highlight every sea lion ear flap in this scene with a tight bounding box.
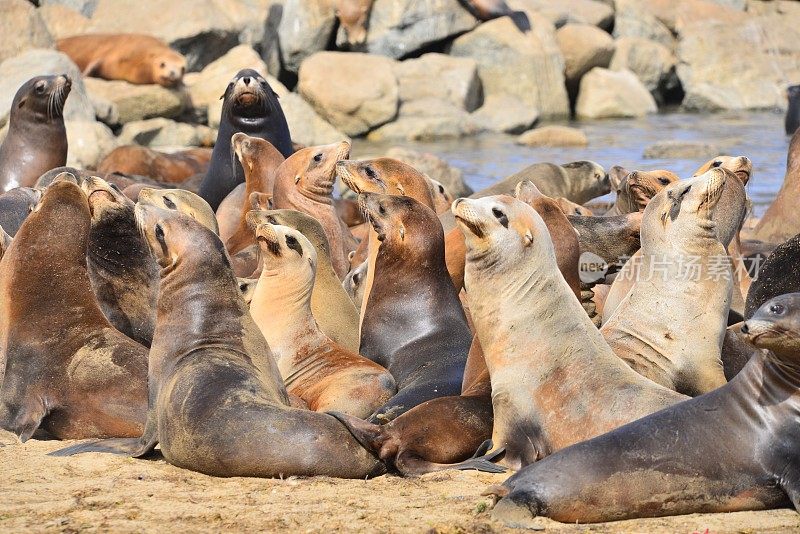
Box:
[399,225,405,241]
[523,229,533,247]
[16,96,26,109]
[514,180,543,203]
[396,182,405,196]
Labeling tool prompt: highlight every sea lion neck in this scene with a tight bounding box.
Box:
[727,351,800,416]
[89,205,154,277]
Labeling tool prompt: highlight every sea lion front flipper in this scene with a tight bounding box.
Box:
[0,396,48,443]
[48,413,159,457]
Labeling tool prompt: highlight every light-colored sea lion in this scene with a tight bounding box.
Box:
[51,204,385,479]
[251,208,360,353]
[199,69,292,211]
[0,75,71,192]
[273,141,355,279]
[554,197,592,216]
[604,169,679,216]
[0,178,147,440]
[608,164,629,191]
[601,170,732,396]
[693,155,752,185]
[359,193,471,422]
[97,146,212,184]
[472,161,609,205]
[489,292,800,525]
[754,129,800,242]
[137,187,219,235]
[335,0,374,45]
[249,221,395,418]
[57,33,186,87]
[453,195,685,469]
[0,187,41,236]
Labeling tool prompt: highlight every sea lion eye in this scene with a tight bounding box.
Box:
[285,234,303,255]
[711,161,722,168]
[163,196,176,209]
[658,177,670,185]
[364,166,377,179]
[438,184,445,194]
[378,204,386,215]
[160,62,166,68]
[770,304,786,315]
[313,153,323,163]
[155,224,165,243]
[492,207,508,228]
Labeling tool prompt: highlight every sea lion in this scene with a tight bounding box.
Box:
[57,33,186,87]
[604,169,679,216]
[0,187,41,236]
[786,84,800,135]
[249,221,395,418]
[343,259,368,310]
[0,178,147,440]
[601,170,732,396]
[359,193,471,422]
[251,208,360,353]
[745,232,800,319]
[273,142,355,279]
[489,292,800,525]
[52,204,384,479]
[198,69,292,211]
[472,161,609,205]
[335,197,365,227]
[693,155,752,185]
[83,176,159,347]
[459,0,514,20]
[568,212,642,274]
[608,165,629,191]
[554,197,592,216]
[335,0,374,45]
[223,133,284,255]
[0,225,10,260]
[754,128,800,242]
[428,177,453,215]
[0,75,71,192]
[137,187,219,235]
[453,195,685,469]
[97,146,212,184]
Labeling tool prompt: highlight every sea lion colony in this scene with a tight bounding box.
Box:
[3,59,800,527]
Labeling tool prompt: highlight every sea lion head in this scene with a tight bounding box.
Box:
[336,158,436,208]
[11,74,72,122]
[137,187,219,235]
[250,220,317,282]
[622,169,679,212]
[742,293,800,355]
[250,208,332,259]
[80,175,133,222]
[336,0,372,45]
[149,49,186,87]
[221,69,279,122]
[288,141,351,201]
[561,161,610,201]
[358,192,440,256]
[693,155,752,185]
[428,178,453,215]
[608,165,630,192]
[232,132,282,176]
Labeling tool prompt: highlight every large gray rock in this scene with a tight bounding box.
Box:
[394,53,482,112]
[643,140,720,159]
[66,120,118,169]
[384,146,472,197]
[508,0,614,29]
[575,67,657,119]
[556,23,615,87]
[280,93,350,147]
[1,0,55,63]
[366,0,478,59]
[117,118,217,147]
[298,51,399,136]
[450,15,569,119]
[38,4,92,40]
[278,0,336,73]
[83,78,186,124]
[609,36,679,103]
[366,98,480,141]
[0,49,94,127]
[470,94,538,134]
[39,0,99,17]
[517,125,588,147]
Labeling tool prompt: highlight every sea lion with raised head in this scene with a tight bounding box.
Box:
[453,195,685,469]
[137,187,219,235]
[0,178,147,440]
[97,146,212,184]
[604,169,679,216]
[0,75,71,192]
[489,292,800,525]
[0,187,41,236]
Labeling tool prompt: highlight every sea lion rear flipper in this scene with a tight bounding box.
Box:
[394,453,508,476]
[327,411,387,455]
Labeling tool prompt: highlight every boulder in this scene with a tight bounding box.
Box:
[394,53,482,112]
[366,0,478,59]
[280,93,350,147]
[298,51,399,136]
[450,15,569,119]
[258,2,285,76]
[643,140,721,160]
[517,125,588,147]
[0,49,94,127]
[507,0,614,30]
[117,117,217,147]
[65,120,118,169]
[613,0,675,48]
[83,78,186,124]
[39,0,99,17]
[37,4,92,40]
[0,0,55,63]
[225,0,282,48]
[470,94,539,134]
[575,68,657,119]
[555,23,615,87]
[609,37,679,103]
[384,146,472,197]
[278,0,336,73]
[366,98,480,141]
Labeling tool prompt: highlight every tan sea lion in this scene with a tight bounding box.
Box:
[754,129,800,242]
[554,197,592,216]
[428,177,453,215]
[0,75,71,192]
[0,178,147,440]
[57,33,186,87]
[453,195,686,469]
[693,155,752,185]
[249,221,395,418]
[137,187,219,235]
[97,146,212,184]
[604,169,679,216]
[601,170,732,396]
[335,0,374,45]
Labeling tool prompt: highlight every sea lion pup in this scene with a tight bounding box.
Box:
[489,293,800,526]
[0,187,41,236]
[223,133,285,255]
[693,155,752,185]
[604,169,679,216]
[249,209,360,353]
[97,146,212,184]
[199,69,292,211]
[83,176,159,347]
[137,187,218,235]
[0,178,147,440]
[0,75,71,192]
[336,0,374,45]
[601,170,732,396]
[472,161,609,205]
[359,193,471,422]
[273,141,355,279]
[51,204,384,479]
[57,34,186,87]
[249,221,395,418]
[755,128,800,243]
[453,195,685,469]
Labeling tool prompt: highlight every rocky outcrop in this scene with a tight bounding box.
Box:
[278,0,337,73]
[117,118,216,147]
[394,53,482,112]
[556,23,615,93]
[517,125,588,147]
[509,0,614,30]
[470,94,538,134]
[83,79,186,124]
[1,0,55,63]
[279,93,350,147]
[575,67,657,119]
[37,4,92,40]
[609,37,680,104]
[66,120,118,168]
[367,99,479,141]
[643,140,720,159]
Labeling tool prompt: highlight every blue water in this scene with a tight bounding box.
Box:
[355,110,790,217]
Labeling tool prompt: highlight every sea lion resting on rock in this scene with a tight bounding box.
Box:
[0,187,41,236]
[97,146,212,184]
[0,75,71,192]
[604,169,678,216]
[57,34,186,87]
[489,292,800,525]
[453,195,685,469]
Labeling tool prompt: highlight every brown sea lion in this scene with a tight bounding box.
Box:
[273,141,355,279]
[0,178,147,440]
[0,75,71,192]
[249,221,395,418]
[489,292,800,525]
[0,187,41,236]
[97,146,212,184]
[554,197,592,217]
[568,212,642,273]
[335,0,374,45]
[754,129,800,242]
[604,169,679,216]
[137,187,219,235]
[335,197,365,227]
[453,195,685,469]
[56,33,186,87]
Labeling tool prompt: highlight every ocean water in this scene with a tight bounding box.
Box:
[355,110,791,217]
